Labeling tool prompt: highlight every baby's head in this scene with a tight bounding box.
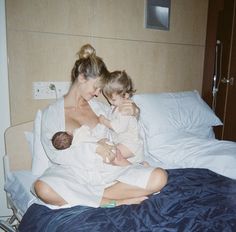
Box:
[52,131,73,150]
[102,70,136,107]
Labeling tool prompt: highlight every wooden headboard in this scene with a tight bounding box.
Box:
[4,121,33,171]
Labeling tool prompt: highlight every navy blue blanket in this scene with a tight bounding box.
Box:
[18,168,236,232]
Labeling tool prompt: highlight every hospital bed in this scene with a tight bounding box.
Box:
[1,90,236,232]
[1,121,39,231]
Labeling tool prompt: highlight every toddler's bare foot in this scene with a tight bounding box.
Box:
[111,149,131,166]
[141,161,150,167]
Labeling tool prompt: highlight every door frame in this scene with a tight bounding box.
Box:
[202,0,224,105]
[202,0,226,140]
[202,0,236,141]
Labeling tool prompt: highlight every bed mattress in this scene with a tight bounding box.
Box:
[4,157,165,216]
[18,168,236,232]
[4,171,40,216]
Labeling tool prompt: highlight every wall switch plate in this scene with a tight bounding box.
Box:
[32,82,70,99]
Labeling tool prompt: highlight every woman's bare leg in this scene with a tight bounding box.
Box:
[146,168,168,192]
[34,180,67,206]
[34,168,168,207]
[100,196,148,206]
[103,168,168,200]
[35,180,147,207]
[103,182,150,200]
[105,167,168,206]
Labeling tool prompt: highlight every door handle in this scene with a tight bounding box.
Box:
[221,77,234,85]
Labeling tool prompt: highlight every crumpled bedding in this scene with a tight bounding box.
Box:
[4,171,39,215]
[18,168,236,232]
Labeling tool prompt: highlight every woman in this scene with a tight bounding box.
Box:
[34,44,168,208]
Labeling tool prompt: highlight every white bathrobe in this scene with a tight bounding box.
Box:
[39,98,153,208]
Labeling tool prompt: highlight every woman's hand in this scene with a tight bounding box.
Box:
[96,139,116,163]
[118,99,140,118]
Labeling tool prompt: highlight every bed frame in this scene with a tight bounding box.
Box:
[0,122,33,232]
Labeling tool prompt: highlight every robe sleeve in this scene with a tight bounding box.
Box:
[40,98,102,166]
[111,114,135,134]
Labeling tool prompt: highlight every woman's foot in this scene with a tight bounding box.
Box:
[117,196,148,206]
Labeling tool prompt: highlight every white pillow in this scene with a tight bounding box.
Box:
[24,131,34,157]
[133,90,222,137]
[31,110,50,176]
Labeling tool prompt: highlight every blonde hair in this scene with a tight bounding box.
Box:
[78,44,96,59]
[102,70,136,99]
[71,44,108,83]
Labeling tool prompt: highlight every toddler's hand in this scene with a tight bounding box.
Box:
[118,100,140,117]
[111,149,131,166]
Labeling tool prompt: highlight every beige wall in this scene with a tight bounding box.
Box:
[6,0,209,125]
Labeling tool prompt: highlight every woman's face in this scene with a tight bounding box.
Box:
[78,75,101,101]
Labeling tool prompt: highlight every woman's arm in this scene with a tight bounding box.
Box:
[98,115,113,129]
[41,102,100,166]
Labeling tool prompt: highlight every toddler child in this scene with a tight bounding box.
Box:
[99,70,144,163]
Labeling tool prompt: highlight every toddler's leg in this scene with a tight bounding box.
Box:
[116,143,133,159]
[111,148,131,166]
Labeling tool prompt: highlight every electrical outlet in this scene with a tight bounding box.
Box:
[32,82,70,99]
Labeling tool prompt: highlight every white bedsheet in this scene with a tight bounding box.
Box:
[147,136,236,179]
[4,159,165,215]
[4,171,72,215]
[4,171,40,216]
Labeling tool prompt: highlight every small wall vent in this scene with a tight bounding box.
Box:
[145,0,171,31]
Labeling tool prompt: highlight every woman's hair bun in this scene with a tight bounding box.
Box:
[78,44,96,59]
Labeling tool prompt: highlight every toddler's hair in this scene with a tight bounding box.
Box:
[102,70,136,99]
[52,131,73,150]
